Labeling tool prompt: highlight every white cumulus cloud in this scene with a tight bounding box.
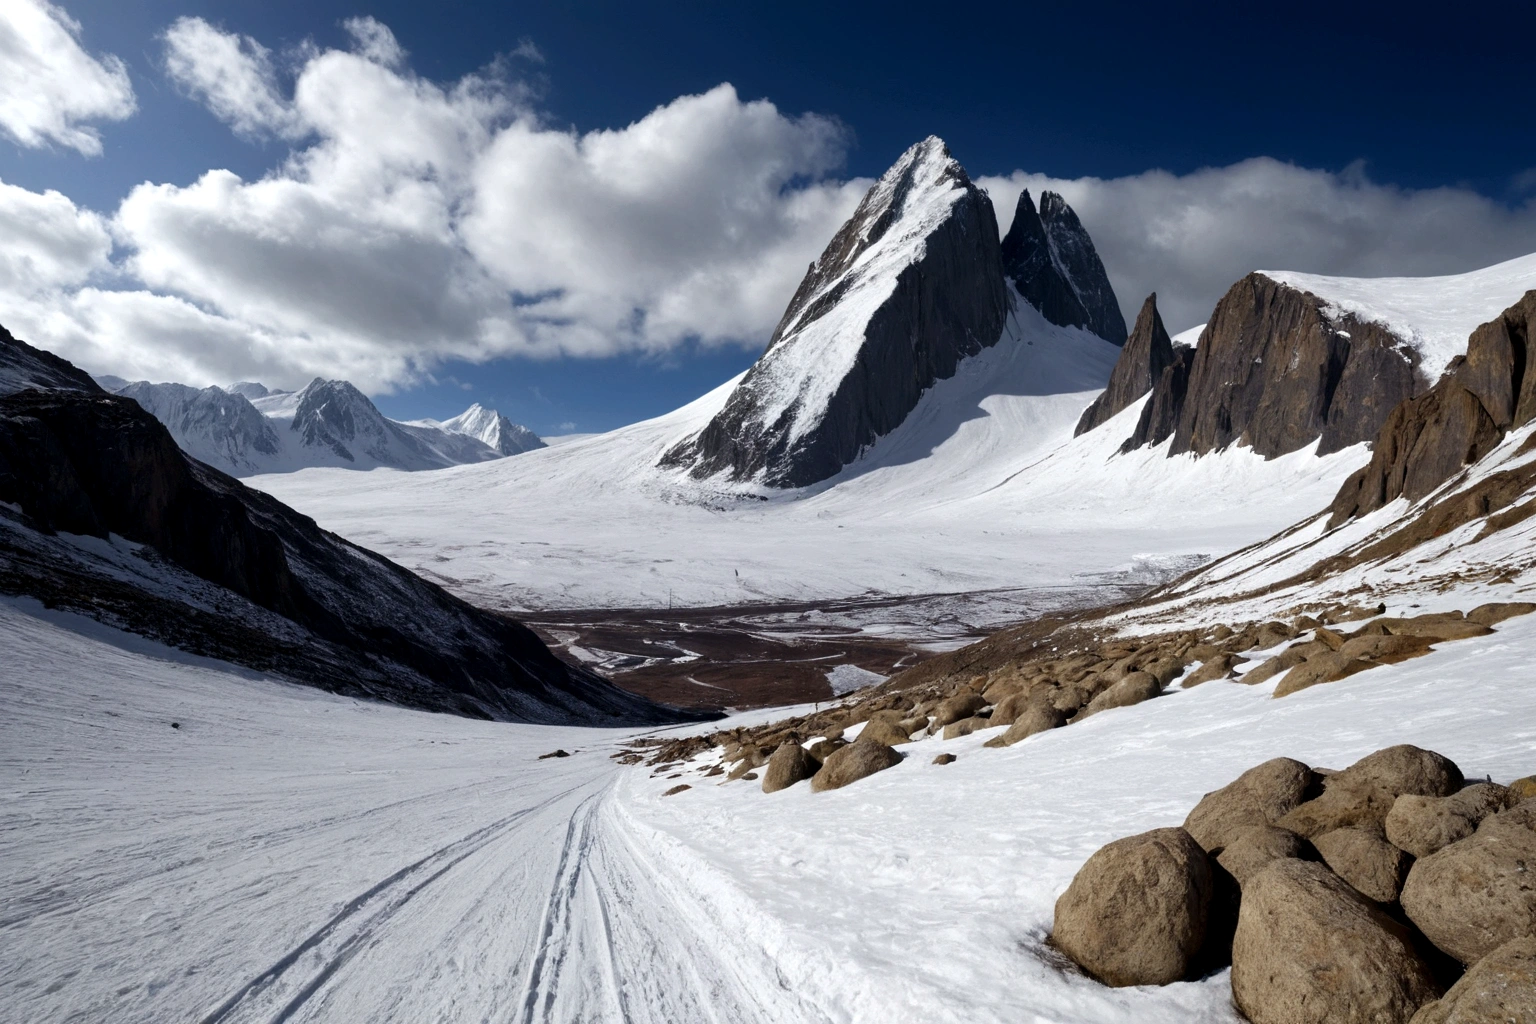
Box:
[0,0,136,155]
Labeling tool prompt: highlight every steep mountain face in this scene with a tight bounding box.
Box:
[1075,294,1173,435]
[0,323,103,396]
[0,380,680,724]
[439,402,546,456]
[661,136,1009,488]
[1118,274,1426,459]
[1001,190,1127,345]
[1330,289,1536,525]
[114,381,283,474]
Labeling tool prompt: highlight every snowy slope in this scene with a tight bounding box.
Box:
[1263,251,1536,379]
[7,575,1535,1023]
[250,301,1364,616]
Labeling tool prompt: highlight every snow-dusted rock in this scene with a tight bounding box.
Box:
[114,381,283,475]
[661,136,1009,487]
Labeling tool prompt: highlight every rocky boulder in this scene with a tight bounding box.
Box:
[933,692,986,728]
[1313,823,1412,903]
[1231,859,1442,1024]
[811,736,902,792]
[1409,937,1536,1024]
[1184,757,1320,853]
[1401,802,1536,964]
[1278,745,1463,837]
[1051,827,1214,986]
[985,703,1065,747]
[762,741,818,793]
[1076,293,1174,435]
[1216,824,1315,886]
[1385,783,1510,858]
[1077,671,1161,718]
[1273,652,1377,697]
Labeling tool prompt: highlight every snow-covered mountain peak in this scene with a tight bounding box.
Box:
[226,381,281,400]
[438,402,546,456]
[661,136,1009,487]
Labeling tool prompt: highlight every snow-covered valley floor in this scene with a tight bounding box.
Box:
[7,587,1535,1023]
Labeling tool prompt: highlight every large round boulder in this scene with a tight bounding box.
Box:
[1401,802,1536,964]
[1385,783,1510,858]
[810,737,902,793]
[1051,827,1213,986]
[932,692,986,728]
[985,703,1065,748]
[761,741,818,793]
[1231,859,1441,1024]
[1408,937,1536,1024]
[1184,757,1319,853]
[1077,671,1161,719]
[858,710,915,747]
[1313,823,1411,903]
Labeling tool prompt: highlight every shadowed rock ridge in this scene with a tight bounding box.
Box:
[0,329,683,724]
[1075,293,1174,436]
[1002,190,1128,346]
[1120,273,1427,459]
[1329,289,1536,525]
[659,136,1008,488]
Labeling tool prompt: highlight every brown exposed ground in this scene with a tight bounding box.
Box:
[527,599,939,710]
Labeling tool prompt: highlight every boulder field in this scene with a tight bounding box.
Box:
[1049,744,1536,1024]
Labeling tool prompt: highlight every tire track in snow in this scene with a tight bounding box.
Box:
[200,785,584,1024]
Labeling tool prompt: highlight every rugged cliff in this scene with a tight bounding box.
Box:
[1329,290,1536,525]
[0,323,103,396]
[660,136,1009,488]
[1075,294,1174,435]
[1119,274,1426,458]
[1001,190,1126,345]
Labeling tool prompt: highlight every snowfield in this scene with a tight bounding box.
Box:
[6,581,1535,1023]
[249,303,1363,618]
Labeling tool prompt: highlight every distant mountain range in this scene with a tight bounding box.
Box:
[93,375,544,477]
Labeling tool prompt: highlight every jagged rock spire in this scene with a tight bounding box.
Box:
[1076,293,1175,436]
[1002,190,1127,345]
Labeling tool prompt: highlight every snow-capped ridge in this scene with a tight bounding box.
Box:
[436,402,546,456]
[661,135,1010,488]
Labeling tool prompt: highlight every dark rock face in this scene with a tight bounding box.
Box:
[1001,190,1127,345]
[1155,274,1425,458]
[0,384,680,725]
[1330,290,1536,526]
[660,137,1008,488]
[0,323,103,396]
[1121,343,1194,452]
[1076,294,1174,435]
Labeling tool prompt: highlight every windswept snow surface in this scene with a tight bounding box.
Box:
[250,303,1365,617]
[1263,251,1536,379]
[7,577,1536,1023]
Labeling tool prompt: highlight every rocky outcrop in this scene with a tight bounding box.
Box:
[1410,937,1536,1024]
[762,741,818,793]
[1329,290,1536,525]
[1001,190,1127,345]
[1121,274,1426,459]
[1184,757,1320,853]
[1119,342,1194,453]
[1075,294,1174,435]
[0,381,679,725]
[660,137,1009,488]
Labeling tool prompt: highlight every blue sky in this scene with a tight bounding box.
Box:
[3,1,1536,434]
